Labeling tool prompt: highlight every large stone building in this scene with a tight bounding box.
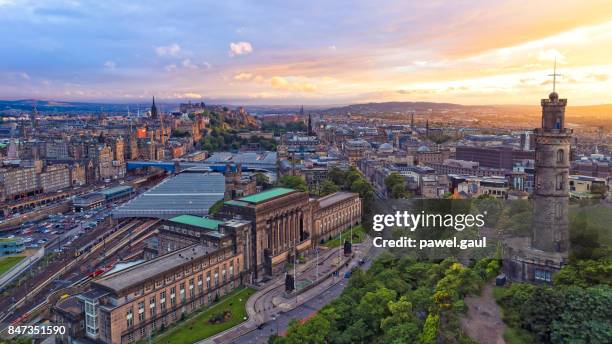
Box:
[455,146,534,170]
[0,166,40,200]
[60,187,361,344]
[311,192,361,242]
[504,88,571,283]
[39,164,71,193]
[222,188,313,279]
[76,243,243,344]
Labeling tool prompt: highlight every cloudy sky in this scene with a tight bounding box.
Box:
[1,0,612,105]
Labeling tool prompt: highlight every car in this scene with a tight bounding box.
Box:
[344,271,351,278]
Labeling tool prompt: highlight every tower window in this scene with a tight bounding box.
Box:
[556,149,564,163]
[556,174,564,190]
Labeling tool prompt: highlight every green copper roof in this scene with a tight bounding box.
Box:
[168,215,223,230]
[224,200,249,207]
[238,187,295,204]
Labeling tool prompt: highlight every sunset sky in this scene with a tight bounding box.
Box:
[1,0,612,105]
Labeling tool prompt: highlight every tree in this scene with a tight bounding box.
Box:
[320,179,340,196]
[385,172,407,198]
[328,167,346,186]
[208,199,224,215]
[278,175,307,192]
[255,172,270,187]
[421,313,440,344]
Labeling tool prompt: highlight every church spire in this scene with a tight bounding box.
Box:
[151,96,158,119]
[307,112,313,136]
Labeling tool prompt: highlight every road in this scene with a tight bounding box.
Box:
[234,279,347,344]
[233,245,380,344]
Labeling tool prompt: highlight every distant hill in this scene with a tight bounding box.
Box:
[0,99,160,115]
[324,101,470,114]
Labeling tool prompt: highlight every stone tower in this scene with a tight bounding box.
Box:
[532,90,571,254]
[503,67,572,283]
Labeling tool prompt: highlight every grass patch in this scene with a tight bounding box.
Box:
[152,287,256,344]
[0,256,25,275]
[321,225,365,248]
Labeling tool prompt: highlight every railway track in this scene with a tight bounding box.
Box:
[0,218,157,334]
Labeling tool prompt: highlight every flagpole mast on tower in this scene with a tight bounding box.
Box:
[548,57,562,93]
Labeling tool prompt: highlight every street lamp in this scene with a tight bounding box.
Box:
[273,315,279,336]
[315,247,319,281]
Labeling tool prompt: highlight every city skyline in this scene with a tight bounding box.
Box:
[1,0,612,105]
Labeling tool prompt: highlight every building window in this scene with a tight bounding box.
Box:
[160,291,166,311]
[138,301,145,322]
[535,269,552,282]
[149,298,156,317]
[180,283,186,302]
[189,279,195,300]
[206,272,211,289]
[198,275,203,293]
[126,308,133,327]
[214,271,219,287]
[556,149,564,163]
[556,174,564,190]
[170,287,176,306]
[140,327,146,338]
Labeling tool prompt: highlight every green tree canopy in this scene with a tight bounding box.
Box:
[278,175,307,192]
[320,179,340,196]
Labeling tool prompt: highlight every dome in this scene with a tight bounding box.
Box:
[379,143,393,151]
[417,145,430,152]
[549,91,558,101]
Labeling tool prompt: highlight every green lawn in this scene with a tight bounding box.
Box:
[152,287,256,344]
[0,256,25,275]
[321,225,366,248]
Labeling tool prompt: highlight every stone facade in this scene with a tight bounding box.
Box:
[312,192,361,243]
[79,245,243,344]
[503,91,571,283]
[222,189,312,279]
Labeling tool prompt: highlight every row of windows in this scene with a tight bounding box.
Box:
[126,264,236,327]
[125,282,236,343]
[141,254,237,293]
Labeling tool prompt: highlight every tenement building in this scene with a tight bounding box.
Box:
[503,87,571,283]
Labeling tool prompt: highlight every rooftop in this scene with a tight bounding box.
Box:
[168,215,223,230]
[112,172,225,219]
[237,187,295,204]
[318,191,358,208]
[224,200,249,207]
[93,244,215,294]
[99,185,133,196]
